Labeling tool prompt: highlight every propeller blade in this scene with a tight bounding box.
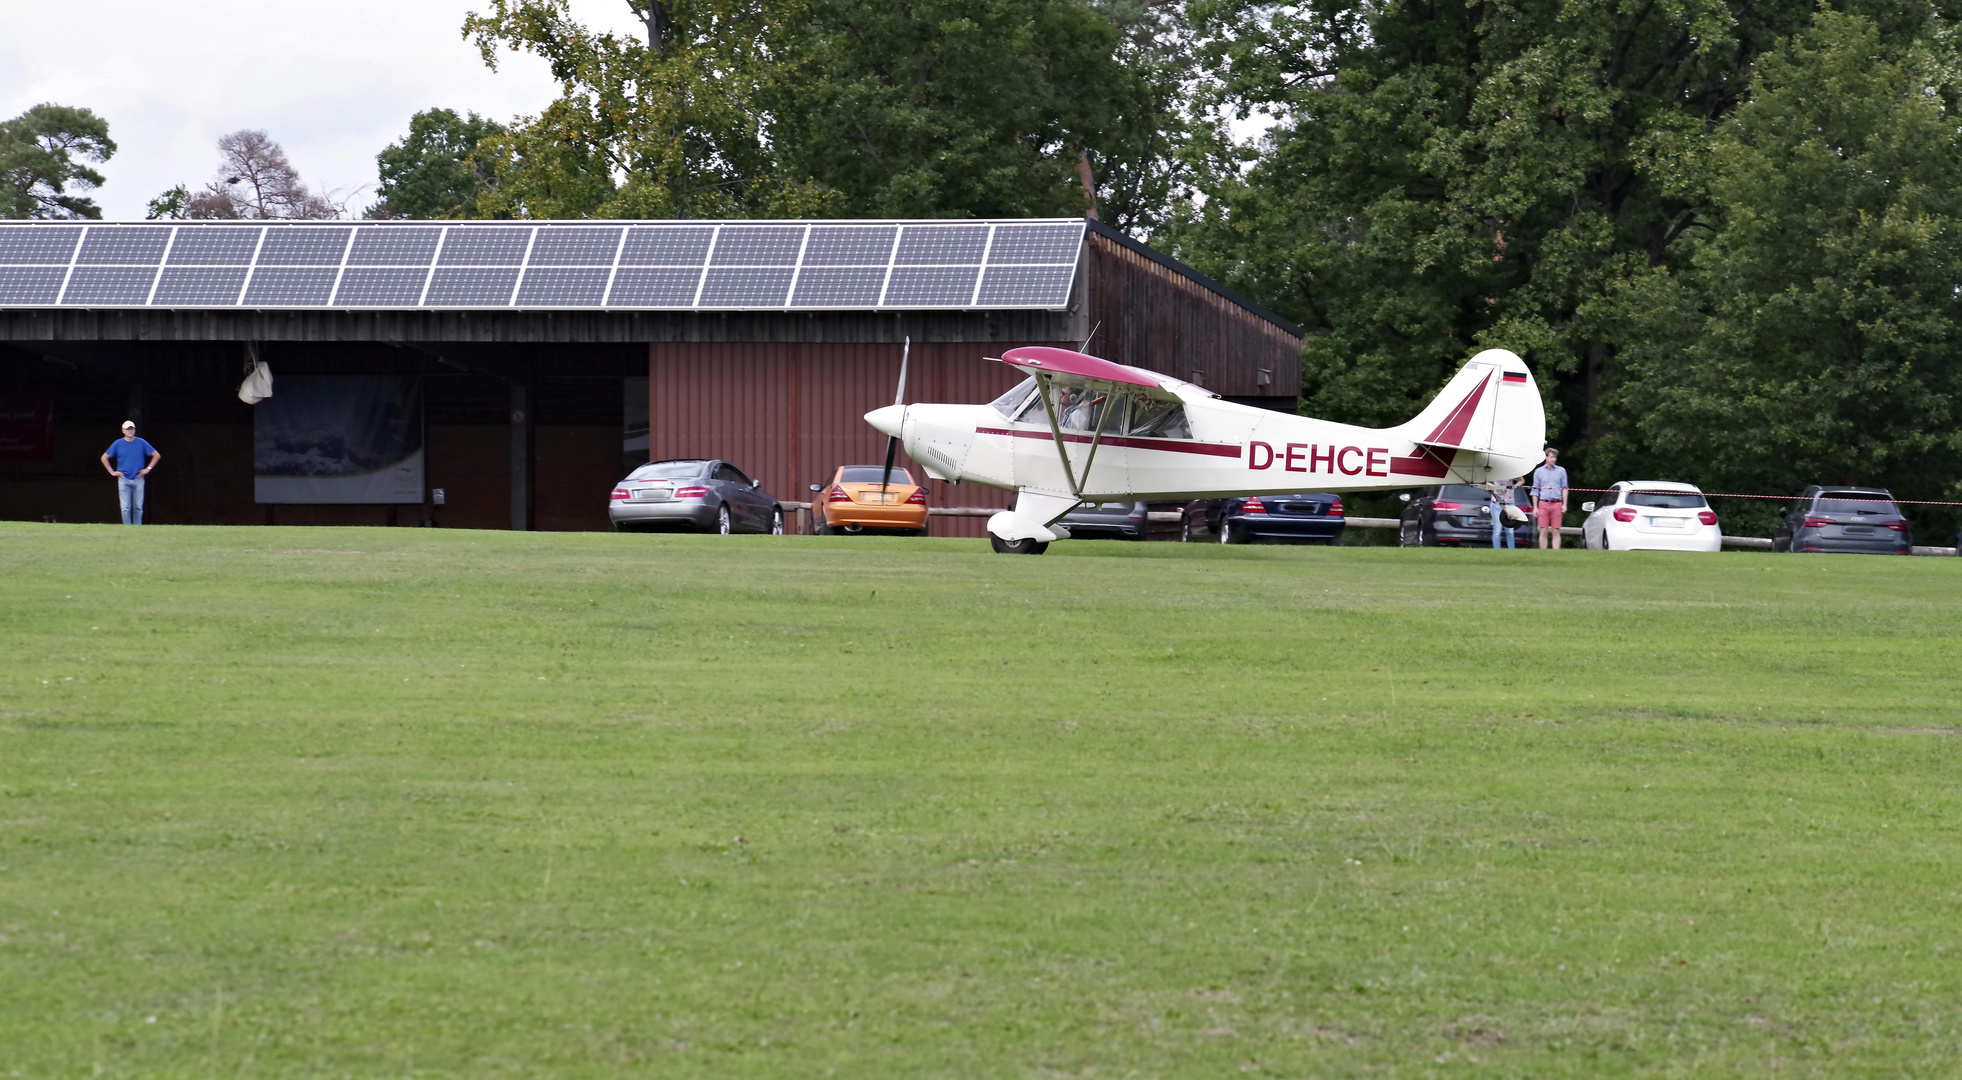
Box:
[880,433,899,493]
[884,336,910,491]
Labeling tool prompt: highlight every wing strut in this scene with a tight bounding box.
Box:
[1033,372,1117,499]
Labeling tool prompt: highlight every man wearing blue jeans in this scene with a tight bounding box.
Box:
[101,420,161,524]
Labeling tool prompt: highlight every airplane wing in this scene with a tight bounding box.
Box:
[997,346,1186,401]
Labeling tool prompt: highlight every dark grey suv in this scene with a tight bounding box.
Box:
[1773,486,1912,554]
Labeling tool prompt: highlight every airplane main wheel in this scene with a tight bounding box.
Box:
[990,535,1049,555]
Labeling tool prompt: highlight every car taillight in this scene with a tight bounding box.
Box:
[673,486,708,499]
[1432,501,1461,511]
[1801,517,1832,528]
[1697,510,1718,526]
[1884,520,1911,532]
[610,487,630,500]
[1242,497,1267,513]
[1329,500,1344,516]
[827,485,851,502]
[1613,507,1636,522]
[905,487,927,505]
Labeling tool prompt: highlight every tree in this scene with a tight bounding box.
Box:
[771,0,1197,228]
[462,0,832,219]
[1167,0,1932,454]
[0,104,116,219]
[151,130,343,220]
[370,109,508,219]
[1602,12,1962,534]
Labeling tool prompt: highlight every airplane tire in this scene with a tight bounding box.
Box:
[989,535,1048,555]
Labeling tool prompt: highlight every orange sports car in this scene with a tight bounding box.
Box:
[811,464,930,535]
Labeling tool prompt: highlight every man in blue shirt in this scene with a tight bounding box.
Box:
[100,420,161,525]
[1530,447,1570,549]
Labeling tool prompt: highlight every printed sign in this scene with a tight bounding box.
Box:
[0,390,54,461]
[254,376,423,504]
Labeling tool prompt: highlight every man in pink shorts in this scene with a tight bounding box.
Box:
[1530,448,1570,549]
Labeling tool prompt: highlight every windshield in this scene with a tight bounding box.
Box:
[629,460,705,480]
[1626,490,1706,509]
[1816,493,1897,514]
[839,466,914,485]
[989,377,1037,418]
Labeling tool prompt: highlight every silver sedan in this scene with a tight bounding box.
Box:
[609,459,784,534]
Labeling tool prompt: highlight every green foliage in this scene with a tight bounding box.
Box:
[370,108,508,219]
[774,0,1194,227]
[0,103,116,219]
[6,526,1962,1074]
[1603,12,1962,538]
[143,184,191,220]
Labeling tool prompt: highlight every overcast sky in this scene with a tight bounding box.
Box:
[2,0,645,220]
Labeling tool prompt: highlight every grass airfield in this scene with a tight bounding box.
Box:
[3,524,1959,1077]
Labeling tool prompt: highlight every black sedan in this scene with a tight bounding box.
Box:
[1773,486,1912,554]
[1179,493,1346,544]
[1397,484,1537,547]
[1057,500,1154,540]
[609,458,784,534]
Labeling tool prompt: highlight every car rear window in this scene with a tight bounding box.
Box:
[1816,493,1897,514]
[839,466,914,484]
[1625,490,1706,509]
[1439,485,1489,501]
[630,460,706,480]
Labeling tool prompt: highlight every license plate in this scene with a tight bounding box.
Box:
[1648,517,1682,527]
[858,493,895,503]
[637,487,671,501]
[1844,526,1873,535]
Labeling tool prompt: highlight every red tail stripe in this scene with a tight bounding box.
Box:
[1423,372,1492,445]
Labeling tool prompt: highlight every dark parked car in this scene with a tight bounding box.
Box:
[1058,500,1154,540]
[609,458,783,534]
[1397,484,1537,547]
[1773,486,1912,554]
[1179,493,1346,544]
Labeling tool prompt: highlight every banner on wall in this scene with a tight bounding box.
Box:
[0,390,55,461]
[254,376,424,504]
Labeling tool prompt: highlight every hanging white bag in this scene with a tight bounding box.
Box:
[238,360,273,404]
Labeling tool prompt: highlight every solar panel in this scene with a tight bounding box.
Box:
[894,224,990,265]
[243,268,338,305]
[62,266,159,304]
[438,227,532,266]
[167,227,263,265]
[77,227,173,265]
[608,268,701,306]
[424,267,520,306]
[257,227,352,266]
[0,219,1083,310]
[528,227,623,266]
[0,226,82,264]
[335,268,430,306]
[348,227,441,266]
[0,266,67,304]
[802,226,897,265]
[883,265,979,306]
[709,225,805,266]
[516,268,609,306]
[152,267,249,305]
[699,266,794,306]
[790,267,886,307]
[620,226,713,266]
[986,223,1083,264]
[977,264,1076,305]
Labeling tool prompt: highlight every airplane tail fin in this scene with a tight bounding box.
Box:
[1393,349,1545,480]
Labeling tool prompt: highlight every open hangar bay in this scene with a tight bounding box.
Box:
[0,218,1301,535]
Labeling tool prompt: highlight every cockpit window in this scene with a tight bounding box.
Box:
[1127,398,1190,439]
[989,377,1038,418]
[1015,384,1124,433]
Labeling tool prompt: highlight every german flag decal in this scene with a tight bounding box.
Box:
[1501,371,1529,385]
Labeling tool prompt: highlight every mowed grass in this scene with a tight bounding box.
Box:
[2,525,1959,1078]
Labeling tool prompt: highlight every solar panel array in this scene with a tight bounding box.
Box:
[0,219,1085,311]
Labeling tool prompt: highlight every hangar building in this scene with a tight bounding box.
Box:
[0,218,1302,534]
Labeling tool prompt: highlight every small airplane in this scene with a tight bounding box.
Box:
[865,344,1546,553]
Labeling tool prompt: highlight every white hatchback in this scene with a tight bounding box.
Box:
[1580,481,1722,552]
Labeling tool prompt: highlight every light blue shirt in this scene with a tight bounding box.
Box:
[1531,463,1569,501]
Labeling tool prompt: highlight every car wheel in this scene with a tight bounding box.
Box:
[989,535,1048,555]
[1180,517,1194,543]
[1399,520,1417,547]
[1217,521,1239,544]
[770,508,784,535]
[714,505,731,535]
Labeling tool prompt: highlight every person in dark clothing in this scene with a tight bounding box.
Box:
[101,420,160,524]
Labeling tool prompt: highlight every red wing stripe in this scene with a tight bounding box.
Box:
[1423,371,1492,445]
[976,426,1242,459]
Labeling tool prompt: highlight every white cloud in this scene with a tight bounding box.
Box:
[0,0,642,219]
